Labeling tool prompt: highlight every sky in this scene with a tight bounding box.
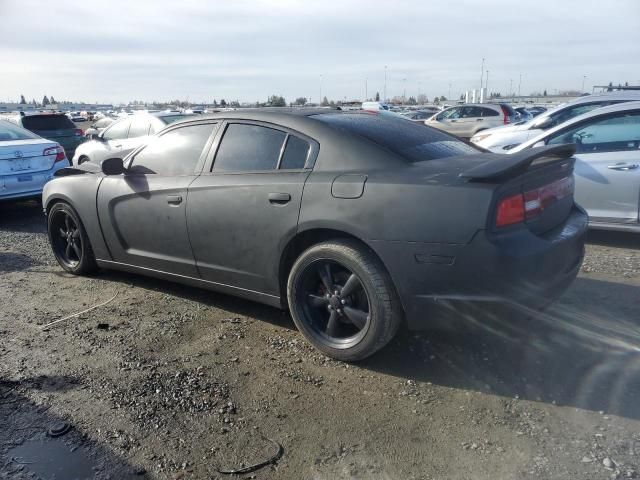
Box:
[1,0,639,104]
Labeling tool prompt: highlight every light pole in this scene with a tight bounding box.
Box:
[480,58,485,91]
[384,65,387,102]
[582,75,587,93]
[319,74,323,105]
[518,74,522,98]
[402,77,407,104]
[365,78,368,101]
[448,83,452,101]
[510,79,513,100]
[485,70,489,100]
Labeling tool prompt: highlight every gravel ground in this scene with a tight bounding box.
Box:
[1,200,640,480]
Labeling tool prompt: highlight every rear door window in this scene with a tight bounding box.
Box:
[21,115,75,131]
[279,135,310,169]
[128,117,151,138]
[103,120,130,141]
[0,121,40,140]
[480,107,499,117]
[213,123,286,172]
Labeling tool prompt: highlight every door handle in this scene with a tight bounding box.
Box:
[268,192,291,205]
[607,163,639,171]
[167,195,183,205]
[476,118,484,121]
[114,144,122,148]
[450,119,457,123]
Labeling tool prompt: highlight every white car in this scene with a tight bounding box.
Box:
[0,120,69,201]
[509,101,640,232]
[471,92,640,152]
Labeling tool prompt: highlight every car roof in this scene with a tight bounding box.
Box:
[515,100,640,151]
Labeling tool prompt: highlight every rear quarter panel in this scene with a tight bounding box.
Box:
[43,175,111,260]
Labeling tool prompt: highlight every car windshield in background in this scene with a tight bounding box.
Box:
[0,121,40,140]
[21,115,76,131]
[161,114,197,124]
[314,112,480,162]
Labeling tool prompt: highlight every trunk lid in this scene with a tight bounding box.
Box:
[0,139,58,174]
[460,144,577,235]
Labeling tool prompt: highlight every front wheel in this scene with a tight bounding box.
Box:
[47,202,97,275]
[287,239,402,361]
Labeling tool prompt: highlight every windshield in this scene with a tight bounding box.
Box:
[0,120,40,140]
[314,112,480,162]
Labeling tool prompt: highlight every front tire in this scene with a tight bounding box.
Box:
[287,239,402,361]
[47,202,97,275]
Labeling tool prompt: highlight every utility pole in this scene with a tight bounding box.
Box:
[384,65,387,102]
[480,58,485,91]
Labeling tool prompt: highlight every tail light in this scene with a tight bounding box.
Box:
[499,105,510,125]
[43,146,66,162]
[495,176,574,228]
[74,128,84,136]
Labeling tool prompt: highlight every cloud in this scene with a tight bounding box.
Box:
[1,0,638,103]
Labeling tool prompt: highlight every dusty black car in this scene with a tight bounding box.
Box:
[43,110,587,361]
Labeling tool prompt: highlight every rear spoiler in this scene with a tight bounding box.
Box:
[459,144,576,182]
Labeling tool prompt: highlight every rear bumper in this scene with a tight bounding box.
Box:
[370,205,588,330]
[0,160,70,201]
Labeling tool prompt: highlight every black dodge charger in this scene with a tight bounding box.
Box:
[43,109,587,361]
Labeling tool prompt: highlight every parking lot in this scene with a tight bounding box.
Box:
[0,199,638,479]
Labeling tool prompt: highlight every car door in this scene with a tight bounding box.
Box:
[456,106,484,137]
[427,107,464,136]
[547,110,640,225]
[187,121,317,295]
[97,122,218,276]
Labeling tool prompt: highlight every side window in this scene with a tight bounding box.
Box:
[280,135,310,169]
[128,117,151,138]
[460,107,481,118]
[481,107,499,117]
[547,112,640,153]
[103,120,130,140]
[439,108,460,120]
[213,124,286,172]
[129,124,215,175]
[549,103,607,128]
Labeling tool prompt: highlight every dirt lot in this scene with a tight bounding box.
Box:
[1,200,640,480]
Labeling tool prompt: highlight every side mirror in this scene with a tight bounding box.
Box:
[90,132,102,141]
[101,157,125,175]
[532,116,552,129]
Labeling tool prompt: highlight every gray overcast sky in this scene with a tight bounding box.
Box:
[1,0,639,104]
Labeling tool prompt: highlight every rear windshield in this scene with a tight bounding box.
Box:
[22,115,76,131]
[313,112,480,162]
[160,114,197,124]
[499,104,517,116]
[0,120,40,141]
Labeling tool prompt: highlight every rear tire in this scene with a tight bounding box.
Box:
[47,202,97,275]
[287,239,402,362]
